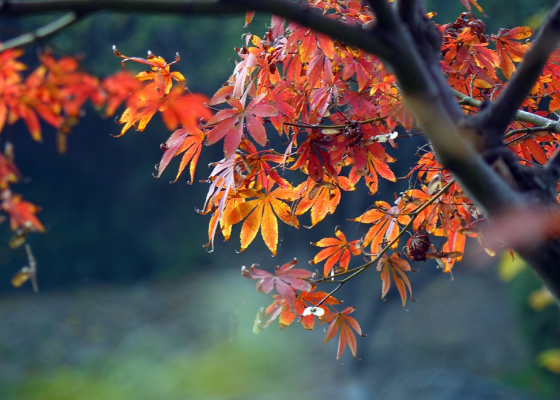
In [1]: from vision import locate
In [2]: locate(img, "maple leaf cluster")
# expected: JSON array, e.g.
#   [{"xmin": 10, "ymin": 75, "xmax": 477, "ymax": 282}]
[
  {"xmin": 183, "ymin": 2, "xmax": 560, "ymax": 359},
  {"xmin": 242, "ymin": 259, "xmax": 364, "ymax": 360},
  {"xmin": 0, "ymin": 47, "xmax": 145, "ymax": 245},
  {"xmin": 4, "ymin": 0, "xmax": 560, "ymax": 360}
]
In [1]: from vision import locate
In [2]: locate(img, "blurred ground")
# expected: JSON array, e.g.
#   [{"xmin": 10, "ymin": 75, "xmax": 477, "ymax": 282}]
[{"xmin": 0, "ymin": 261, "xmax": 543, "ymax": 400}]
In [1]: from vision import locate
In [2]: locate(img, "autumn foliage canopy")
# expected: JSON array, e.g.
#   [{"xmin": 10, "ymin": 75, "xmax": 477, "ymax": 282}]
[{"xmin": 2, "ymin": 0, "xmax": 560, "ymax": 360}]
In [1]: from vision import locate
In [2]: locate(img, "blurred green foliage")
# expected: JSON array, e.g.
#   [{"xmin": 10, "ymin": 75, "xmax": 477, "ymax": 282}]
[
  {"xmin": 0, "ymin": 273, "xmax": 339, "ymax": 400},
  {"xmin": 10, "ymin": 341, "xmax": 314, "ymax": 400},
  {"xmin": 502, "ymin": 263, "xmax": 560, "ymax": 397}
]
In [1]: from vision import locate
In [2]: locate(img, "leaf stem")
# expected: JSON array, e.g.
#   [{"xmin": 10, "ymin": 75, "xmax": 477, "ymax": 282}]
[{"xmin": 282, "ymin": 116, "xmax": 387, "ymax": 130}]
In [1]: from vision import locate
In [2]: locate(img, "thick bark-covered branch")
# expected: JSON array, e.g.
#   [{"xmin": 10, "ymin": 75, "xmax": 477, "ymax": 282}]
[
  {"xmin": 361, "ymin": 0, "xmax": 522, "ymax": 214},
  {"xmin": 366, "ymin": 0, "xmax": 399, "ymax": 30},
  {"xmin": 394, "ymin": 0, "xmax": 463, "ymax": 123},
  {"xmin": 475, "ymin": 0, "xmax": 560, "ymax": 138},
  {"xmin": 519, "ymin": 240, "xmax": 560, "ymax": 306},
  {"xmin": 0, "ymin": 0, "xmax": 397, "ymax": 60}
]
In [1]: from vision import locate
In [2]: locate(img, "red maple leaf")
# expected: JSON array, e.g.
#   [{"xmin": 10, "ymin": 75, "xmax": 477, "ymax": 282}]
[
  {"xmin": 156, "ymin": 127, "xmax": 204, "ymax": 184},
  {"xmin": 241, "ymin": 258, "xmax": 312, "ymax": 306},
  {"xmin": 205, "ymin": 93, "xmax": 277, "ymax": 158}
]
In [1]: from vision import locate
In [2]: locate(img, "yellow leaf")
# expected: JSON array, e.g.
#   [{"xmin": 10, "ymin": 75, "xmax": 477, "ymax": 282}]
[
  {"xmin": 261, "ymin": 203, "xmax": 278, "ymax": 256},
  {"xmin": 11, "ymin": 268, "xmax": 30, "ymax": 288},
  {"xmin": 240, "ymin": 203, "xmax": 264, "ymax": 252},
  {"xmin": 537, "ymin": 348, "xmax": 560, "ymax": 374},
  {"xmin": 528, "ymin": 286, "xmax": 555, "ymax": 311},
  {"xmin": 497, "ymin": 251, "xmax": 526, "ymax": 282}
]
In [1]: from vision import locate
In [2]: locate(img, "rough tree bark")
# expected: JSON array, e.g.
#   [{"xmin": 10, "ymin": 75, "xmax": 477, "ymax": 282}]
[{"xmin": 2, "ymin": 0, "xmax": 560, "ymax": 303}]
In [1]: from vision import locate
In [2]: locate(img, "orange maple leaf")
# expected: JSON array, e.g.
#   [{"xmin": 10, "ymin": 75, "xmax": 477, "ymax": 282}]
[
  {"xmin": 320, "ymin": 306, "xmax": 365, "ymax": 360},
  {"xmin": 492, "ymin": 27, "xmax": 532, "ymax": 80},
  {"xmin": 350, "ymin": 142, "xmax": 396, "ymax": 194},
  {"xmin": 113, "ymin": 47, "xmax": 185, "ymax": 94},
  {"xmin": 1, "ymin": 192, "xmax": 45, "ymax": 233},
  {"xmin": 265, "ymin": 289, "xmax": 341, "ymax": 330},
  {"xmin": 310, "ymin": 226, "xmax": 362, "ymax": 276},
  {"xmin": 224, "ymin": 178, "xmax": 298, "ymax": 256},
  {"xmin": 0, "ymin": 151, "xmax": 19, "ymax": 190},
  {"xmin": 439, "ymin": 218, "xmax": 467, "ymax": 272},
  {"xmin": 101, "ymin": 72, "xmax": 143, "ymax": 117},
  {"xmin": 351, "ymin": 201, "xmax": 410, "ymax": 254},
  {"xmin": 116, "ymin": 82, "xmax": 165, "ymax": 135},
  {"xmin": 459, "ymin": 0, "xmax": 484, "ymax": 14},
  {"xmin": 294, "ymin": 176, "xmax": 354, "ymax": 227},
  {"xmin": 0, "ymin": 48, "xmax": 26, "ymax": 84},
  {"xmin": 377, "ymin": 252, "xmax": 413, "ymax": 306},
  {"xmin": 117, "ymin": 84, "xmax": 209, "ymax": 136}
]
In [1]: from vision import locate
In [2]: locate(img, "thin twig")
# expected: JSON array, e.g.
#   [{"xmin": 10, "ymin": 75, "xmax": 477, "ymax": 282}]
[
  {"xmin": 25, "ymin": 244, "xmax": 38, "ymax": 293},
  {"xmin": 503, "ymin": 124, "xmax": 556, "ymax": 146},
  {"xmin": 283, "ymin": 116, "xmax": 387, "ymax": 130},
  {"xmin": 0, "ymin": 12, "xmax": 81, "ymax": 51}
]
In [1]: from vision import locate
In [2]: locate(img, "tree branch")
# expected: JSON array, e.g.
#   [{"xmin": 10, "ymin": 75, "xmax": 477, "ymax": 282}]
[
  {"xmin": 452, "ymin": 88, "xmax": 560, "ymax": 133},
  {"xmin": 312, "ymin": 179, "xmax": 456, "ymax": 306},
  {"xmin": 366, "ymin": 0, "xmax": 399, "ymax": 30},
  {"xmin": 0, "ymin": 0, "xmax": 399, "ymax": 60},
  {"xmin": 0, "ymin": 0, "xmax": 241, "ymax": 16},
  {"xmin": 0, "ymin": 12, "xmax": 81, "ymax": 51},
  {"xmin": 545, "ymin": 146, "xmax": 560, "ymax": 182},
  {"xmin": 475, "ymin": 0, "xmax": 560, "ymax": 138},
  {"xmin": 393, "ymin": 0, "xmax": 464, "ymax": 123},
  {"xmin": 358, "ymin": 0, "xmax": 523, "ymax": 215}
]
